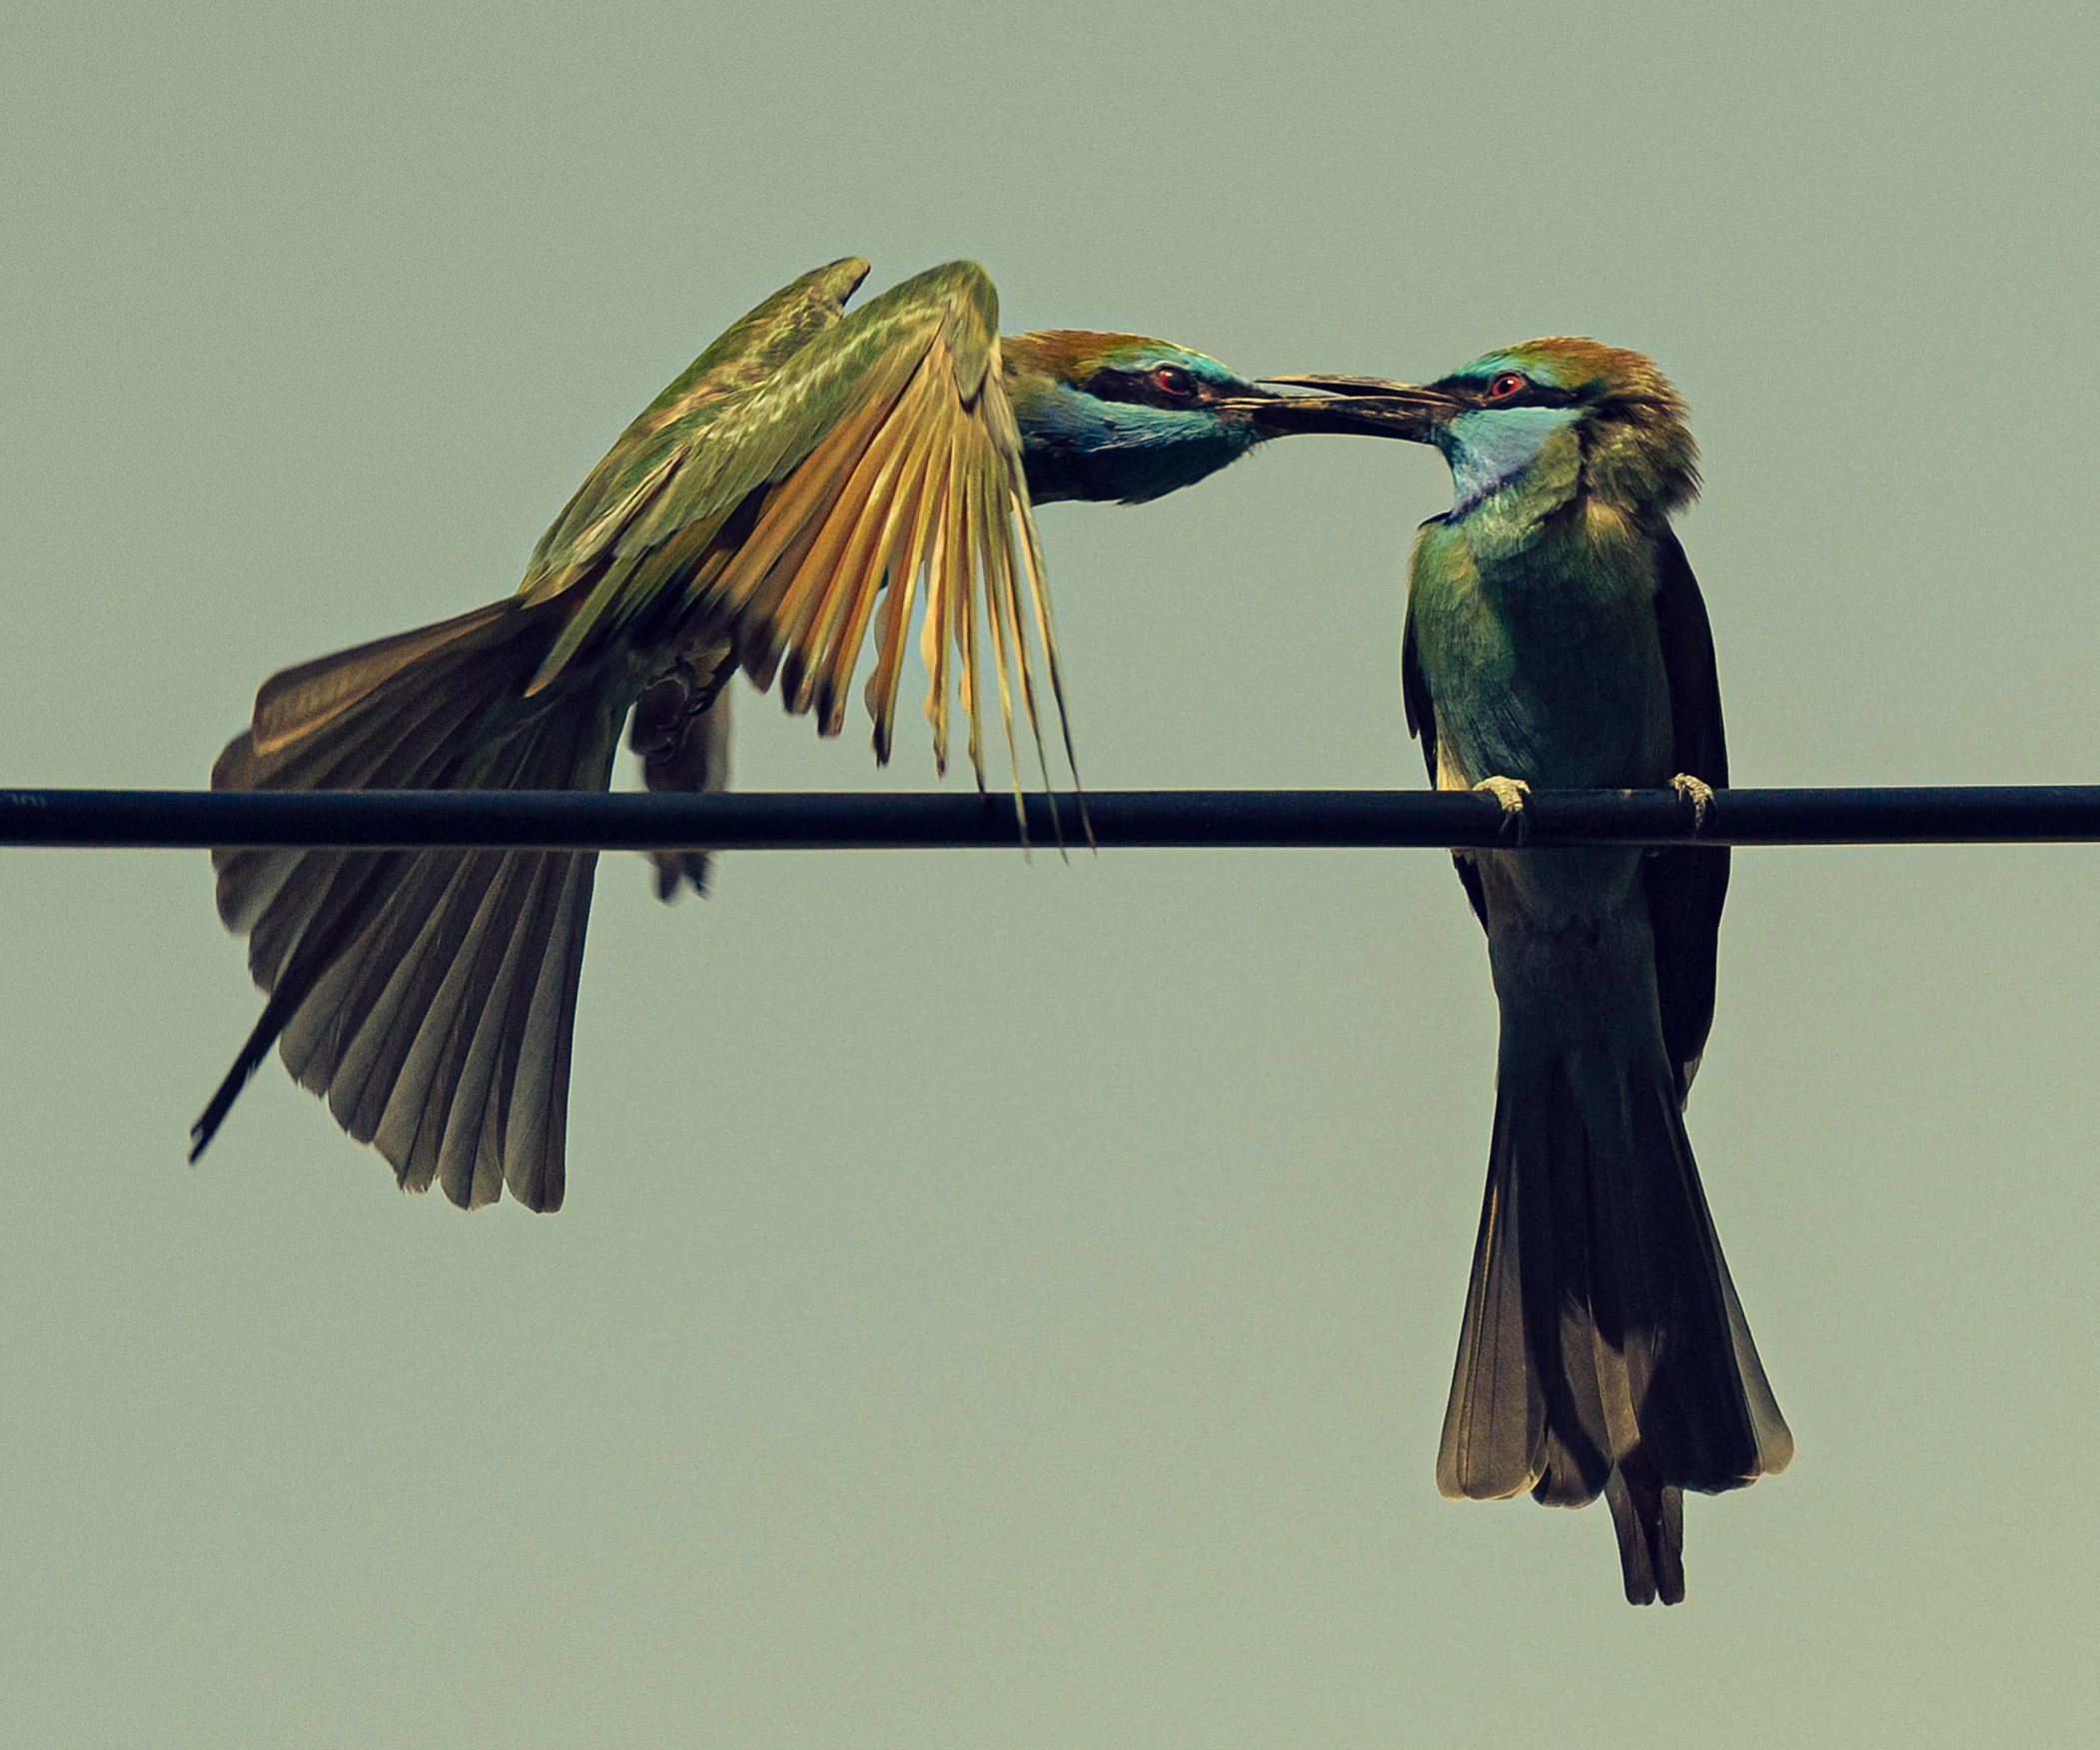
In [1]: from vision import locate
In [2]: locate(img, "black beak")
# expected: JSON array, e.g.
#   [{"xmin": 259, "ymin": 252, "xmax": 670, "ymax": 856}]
[{"xmin": 1252, "ymin": 374, "xmax": 1462, "ymax": 442}]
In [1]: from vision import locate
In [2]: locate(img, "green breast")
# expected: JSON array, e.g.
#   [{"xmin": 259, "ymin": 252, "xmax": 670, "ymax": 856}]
[{"xmin": 1409, "ymin": 504, "xmax": 1674, "ymax": 793}]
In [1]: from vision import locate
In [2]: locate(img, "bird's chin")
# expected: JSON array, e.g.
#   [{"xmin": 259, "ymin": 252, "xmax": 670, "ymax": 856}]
[{"xmin": 1021, "ymin": 432, "xmax": 1250, "ymax": 504}]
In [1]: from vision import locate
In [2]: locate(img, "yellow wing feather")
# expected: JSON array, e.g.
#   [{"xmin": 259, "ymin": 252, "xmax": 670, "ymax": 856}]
[
  {"xmin": 515, "ymin": 263, "xmax": 1073, "ymax": 799},
  {"xmin": 863, "ymin": 423, "xmax": 949, "ymax": 761},
  {"xmin": 672, "ymin": 301, "xmax": 1068, "ymax": 804}
]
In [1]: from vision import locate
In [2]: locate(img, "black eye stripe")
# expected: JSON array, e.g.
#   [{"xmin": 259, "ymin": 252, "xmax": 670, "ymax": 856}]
[
  {"xmin": 1084, "ymin": 365, "xmax": 1206, "ymax": 406},
  {"xmin": 1441, "ymin": 377, "xmax": 1583, "ymax": 411}
]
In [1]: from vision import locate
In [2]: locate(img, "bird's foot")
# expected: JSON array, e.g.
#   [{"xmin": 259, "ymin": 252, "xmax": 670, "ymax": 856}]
[
  {"xmin": 1474, "ymin": 775, "xmax": 1532, "ymax": 843},
  {"xmin": 1670, "ymin": 772, "xmax": 1715, "ymax": 832}
]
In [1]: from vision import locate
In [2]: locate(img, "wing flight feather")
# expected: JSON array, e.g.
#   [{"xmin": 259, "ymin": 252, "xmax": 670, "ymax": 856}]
[{"xmin": 519, "ymin": 261, "xmax": 1071, "ymax": 799}]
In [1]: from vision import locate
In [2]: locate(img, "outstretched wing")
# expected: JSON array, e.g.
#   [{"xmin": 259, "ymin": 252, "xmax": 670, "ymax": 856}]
[
  {"xmin": 1642, "ymin": 525, "xmax": 1730, "ymax": 1098},
  {"xmin": 520, "ymin": 259, "xmax": 1075, "ymax": 802}
]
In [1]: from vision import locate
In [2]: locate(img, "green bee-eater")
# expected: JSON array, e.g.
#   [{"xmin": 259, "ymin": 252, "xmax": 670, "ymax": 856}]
[
  {"xmin": 1286, "ymin": 341, "xmax": 1791, "ymax": 1604},
  {"xmin": 193, "ymin": 256, "xmax": 1407, "ymax": 1213}
]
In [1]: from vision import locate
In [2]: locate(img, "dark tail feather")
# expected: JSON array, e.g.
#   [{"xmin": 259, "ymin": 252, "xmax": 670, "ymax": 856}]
[
  {"xmin": 188, "ymin": 843, "xmax": 398, "ymax": 1164},
  {"xmin": 1606, "ymin": 1451, "xmax": 1684, "ymax": 1606},
  {"xmin": 195, "ymin": 598, "xmax": 623, "ymax": 1211},
  {"xmin": 1438, "ymin": 1041, "xmax": 1790, "ymax": 1604},
  {"xmin": 190, "ymin": 1006, "xmax": 293, "ymax": 1163}
]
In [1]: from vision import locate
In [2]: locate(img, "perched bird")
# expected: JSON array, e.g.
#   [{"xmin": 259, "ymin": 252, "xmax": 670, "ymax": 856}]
[
  {"xmin": 1281, "ymin": 341, "xmax": 1791, "ymax": 1603},
  {"xmin": 193, "ymin": 256, "xmax": 1406, "ymax": 1213}
]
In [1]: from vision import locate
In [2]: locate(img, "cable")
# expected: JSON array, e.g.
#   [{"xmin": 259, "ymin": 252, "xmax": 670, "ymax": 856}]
[{"xmin": 4, "ymin": 785, "xmax": 2099, "ymax": 850}]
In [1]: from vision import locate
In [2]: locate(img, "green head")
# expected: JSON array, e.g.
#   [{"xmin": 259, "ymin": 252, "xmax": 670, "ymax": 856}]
[
  {"xmin": 1002, "ymin": 330, "xmax": 1412, "ymax": 505},
  {"xmin": 1277, "ymin": 338, "xmax": 1699, "ymax": 522}
]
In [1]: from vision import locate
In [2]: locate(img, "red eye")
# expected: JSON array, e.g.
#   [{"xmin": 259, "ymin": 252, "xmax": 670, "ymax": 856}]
[
  {"xmin": 1153, "ymin": 365, "xmax": 1196, "ymax": 399},
  {"xmin": 1487, "ymin": 372, "xmax": 1529, "ymax": 402}
]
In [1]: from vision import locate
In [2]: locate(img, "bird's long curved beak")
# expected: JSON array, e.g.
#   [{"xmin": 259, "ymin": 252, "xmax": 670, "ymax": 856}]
[{"xmin": 1254, "ymin": 375, "xmax": 1462, "ymax": 442}]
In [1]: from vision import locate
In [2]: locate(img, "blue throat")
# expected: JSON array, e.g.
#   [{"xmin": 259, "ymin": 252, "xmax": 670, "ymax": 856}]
[
  {"xmin": 1439, "ymin": 406, "xmax": 1580, "ymax": 516},
  {"xmin": 1016, "ymin": 381, "xmax": 1256, "ymax": 504}
]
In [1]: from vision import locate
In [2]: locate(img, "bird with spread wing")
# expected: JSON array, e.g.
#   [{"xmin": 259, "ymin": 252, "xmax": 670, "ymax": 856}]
[{"xmin": 193, "ymin": 256, "xmax": 1410, "ymax": 1212}]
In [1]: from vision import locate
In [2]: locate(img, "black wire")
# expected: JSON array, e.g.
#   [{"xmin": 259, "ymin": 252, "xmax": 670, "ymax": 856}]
[{"xmin": 5, "ymin": 786, "xmax": 2100, "ymax": 850}]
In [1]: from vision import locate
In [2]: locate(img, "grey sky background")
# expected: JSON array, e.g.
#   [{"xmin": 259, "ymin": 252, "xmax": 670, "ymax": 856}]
[{"xmin": 4, "ymin": 2, "xmax": 2097, "ymax": 1743}]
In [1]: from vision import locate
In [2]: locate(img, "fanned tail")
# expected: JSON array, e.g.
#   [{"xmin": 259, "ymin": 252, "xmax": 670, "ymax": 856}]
[
  {"xmin": 194, "ymin": 597, "xmax": 624, "ymax": 1212},
  {"xmin": 1438, "ymin": 1002, "xmax": 1791, "ymax": 1604}
]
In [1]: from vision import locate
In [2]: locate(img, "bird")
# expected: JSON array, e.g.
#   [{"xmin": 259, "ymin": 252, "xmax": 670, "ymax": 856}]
[
  {"xmin": 1278, "ymin": 340, "xmax": 1791, "ymax": 1604},
  {"xmin": 192, "ymin": 255, "xmax": 1410, "ymax": 1214}
]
